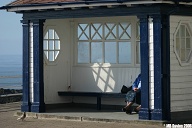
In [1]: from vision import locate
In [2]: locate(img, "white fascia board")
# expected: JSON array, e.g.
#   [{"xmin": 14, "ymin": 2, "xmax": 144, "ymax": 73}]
[
  {"xmin": 124, "ymin": 0, "xmax": 174, "ymax": 5},
  {"xmin": 6, "ymin": 0, "xmax": 190, "ymax": 12},
  {"xmin": 180, "ymin": 2, "xmax": 192, "ymax": 5},
  {"xmin": 7, "ymin": 3, "xmax": 120, "ymax": 12}
]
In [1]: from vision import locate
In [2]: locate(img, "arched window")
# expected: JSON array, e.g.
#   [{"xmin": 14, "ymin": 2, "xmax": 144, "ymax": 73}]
[{"xmin": 43, "ymin": 29, "xmax": 60, "ymax": 62}]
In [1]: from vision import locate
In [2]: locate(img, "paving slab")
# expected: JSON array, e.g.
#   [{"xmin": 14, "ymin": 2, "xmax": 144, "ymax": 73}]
[
  {"xmin": 13, "ymin": 102, "xmax": 165, "ymax": 126},
  {"xmin": 0, "ymin": 102, "xmax": 166, "ymax": 128}
]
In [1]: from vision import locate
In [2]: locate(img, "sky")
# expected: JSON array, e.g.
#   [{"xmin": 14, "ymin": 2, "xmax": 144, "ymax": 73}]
[{"xmin": 0, "ymin": 1, "xmax": 22, "ymax": 55}]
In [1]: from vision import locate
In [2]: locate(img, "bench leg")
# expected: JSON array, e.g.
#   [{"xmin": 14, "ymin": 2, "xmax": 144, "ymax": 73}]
[{"xmin": 97, "ymin": 97, "xmax": 101, "ymax": 110}]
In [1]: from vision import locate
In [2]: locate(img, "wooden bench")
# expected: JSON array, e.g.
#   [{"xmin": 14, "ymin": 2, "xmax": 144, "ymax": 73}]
[{"xmin": 58, "ymin": 91, "xmax": 126, "ymax": 110}]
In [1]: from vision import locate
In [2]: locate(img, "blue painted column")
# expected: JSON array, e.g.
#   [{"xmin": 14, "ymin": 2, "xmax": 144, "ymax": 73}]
[
  {"xmin": 31, "ymin": 19, "xmax": 45, "ymax": 113},
  {"xmin": 151, "ymin": 14, "xmax": 170, "ymax": 121},
  {"xmin": 21, "ymin": 20, "xmax": 31, "ymax": 112},
  {"xmin": 138, "ymin": 15, "xmax": 150, "ymax": 120}
]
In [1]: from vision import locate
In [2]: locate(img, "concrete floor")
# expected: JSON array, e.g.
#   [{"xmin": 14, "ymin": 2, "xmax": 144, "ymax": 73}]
[{"xmin": 0, "ymin": 102, "xmax": 165, "ymax": 126}]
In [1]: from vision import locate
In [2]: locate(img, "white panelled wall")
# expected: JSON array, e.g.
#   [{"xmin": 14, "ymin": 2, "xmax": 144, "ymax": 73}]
[
  {"xmin": 170, "ymin": 16, "xmax": 192, "ymax": 112},
  {"xmin": 29, "ymin": 22, "xmax": 34, "ymax": 103},
  {"xmin": 43, "ymin": 17, "xmax": 141, "ymax": 105}
]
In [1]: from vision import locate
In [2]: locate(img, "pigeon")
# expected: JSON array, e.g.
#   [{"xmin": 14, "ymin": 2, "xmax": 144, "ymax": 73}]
[{"xmin": 17, "ymin": 112, "xmax": 26, "ymax": 121}]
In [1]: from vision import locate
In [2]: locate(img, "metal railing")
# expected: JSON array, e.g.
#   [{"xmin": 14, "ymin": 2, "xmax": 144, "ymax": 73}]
[{"xmin": 0, "ymin": 93, "xmax": 22, "ymax": 104}]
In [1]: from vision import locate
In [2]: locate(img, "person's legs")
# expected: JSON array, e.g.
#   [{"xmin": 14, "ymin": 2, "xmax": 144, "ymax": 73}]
[
  {"xmin": 134, "ymin": 105, "xmax": 141, "ymax": 113},
  {"xmin": 122, "ymin": 102, "xmax": 134, "ymax": 114},
  {"xmin": 123, "ymin": 90, "xmax": 136, "ymax": 114}
]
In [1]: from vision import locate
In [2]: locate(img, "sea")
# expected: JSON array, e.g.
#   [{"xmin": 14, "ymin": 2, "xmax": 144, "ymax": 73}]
[{"xmin": 0, "ymin": 55, "xmax": 22, "ymax": 89}]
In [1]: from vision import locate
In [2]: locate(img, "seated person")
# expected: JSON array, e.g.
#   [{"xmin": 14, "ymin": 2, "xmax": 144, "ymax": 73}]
[{"xmin": 122, "ymin": 74, "xmax": 141, "ymax": 114}]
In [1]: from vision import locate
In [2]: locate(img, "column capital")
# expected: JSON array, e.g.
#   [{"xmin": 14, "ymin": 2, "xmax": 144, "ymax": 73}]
[
  {"xmin": 30, "ymin": 19, "xmax": 46, "ymax": 24},
  {"xmin": 21, "ymin": 20, "xmax": 29, "ymax": 24},
  {"xmin": 137, "ymin": 15, "xmax": 149, "ymax": 23}
]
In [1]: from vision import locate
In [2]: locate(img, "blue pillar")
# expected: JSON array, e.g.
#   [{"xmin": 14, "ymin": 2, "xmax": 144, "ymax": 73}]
[
  {"xmin": 31, "ymin": 19, "xmax": 45, "ymax": 113},
  {"xmin": 138, "ymin": 15, "xmax": 150, "ymax": 120},
  {"xmin": 21, "ymin": 20, "xmax": 31, "ymax": 112},
  {"xmin": 151, "ymin": 14, "xmax": 170, "ymax": 121}
]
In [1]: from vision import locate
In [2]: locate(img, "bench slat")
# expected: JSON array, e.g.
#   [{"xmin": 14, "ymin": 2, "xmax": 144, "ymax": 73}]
[
  {"xmin": 58, "ymin": 91, "xmax": 126, "ymax": 97},
  {"xmin": 58, "ymin": 91, "xmax": 102, "ymax": 97}
]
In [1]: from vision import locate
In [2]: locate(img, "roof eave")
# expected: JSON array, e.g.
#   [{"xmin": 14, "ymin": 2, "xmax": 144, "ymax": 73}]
[{"xmin": 1, "ymin": 0, "xmax": 191, "ymax": 12}]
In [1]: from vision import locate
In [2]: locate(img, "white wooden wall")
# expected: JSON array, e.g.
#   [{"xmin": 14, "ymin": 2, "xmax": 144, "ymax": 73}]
[
  {"xmin": 170, "ymin": 16, "xmax": 192, "ymax": 112},
  {"xmin": 43, "ymin": 17, "xmax": 141, "ymax": 105},
  {"xmin": 72, "ymin": 67, "xmax": 140, "ymax": 105},
  {"xmin": 43, "ymin": 19, "xmax": 72, "ymax": 104}
]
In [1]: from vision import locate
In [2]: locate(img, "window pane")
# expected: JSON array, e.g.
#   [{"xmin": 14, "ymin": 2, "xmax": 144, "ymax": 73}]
[
  {"xmin": 120, "ymin": 33, "xmax": 129, "ymax": 40},
  {"xmin": 119, "ymin": 42, "xmax": 131, "ymax": 64},
  {"xmin": 176, "ymin": 30, "xmax": 179, "ymax": 38},
  {"xmin": 44, "ymin": 51, "xmax": 48, "ymax": 59},
  {"xmin": 49, "ymin": 51, "xmax": 54, "ymax": 61},
  {"xmin": 180, "ymin": 25, "xmax": 185, "ymax": 37},
  {"xmin": 105, "ymin": 23, "xmax": 116, "ymax": 39},
  {"xmin": 186, "ymin": 29, "xmax": 190, "ymax": 37},
  {"xmin": 176, "ymin": 38, "xmax": 180, "ymax": 51},
  {"xmin": 78, "ymin": 42, "xmax": 90, "ymax": 63},
  {"xmin": 186, "ymin": 49, "xmax": 190, "ymax": 59},
  {"xmin": 136, "ymin": 41, "xmax": 140, "ymax": 64},
  {"xmin": 55, "ymin": 32, "xmax": 59, "ymax": 39},
  {"xmin": 55, "ymin": 40, "xmax": 60, "ymax": 50},
  {"xmin": 91, "ymin": 23, "xmax": 102, "ymax": 40},
  {"xmin": 186, "ymin": 38, "xmax": 191, "ymax": 48},
  {"xmin": 55, "ymin": 51, "xmax": 59, "ymax": 60},
  {"xmin": 105, "ymin": 42, "xmax": 116, "ymax": 63},
  {"xmin": 180, "ymin": 49, "xmax": 186, "ymax": 61},
  {"xmin": 49, "ymin": 40, "xmax": 54, "ymax": 50},
  {"xmin": 181, "ymin": 39, "xmax": 185, "ymax": 49},
  {"xmin": 136, "ymin": 22, "xmax": 140, "ymax": 40},
  {"xmin": 119, "ymin": 23, "xmax": 131, "ymax": 40},
  {"xmin": 49, "ymin": 29, "xmax": 54, "ymax": 39},
  {"xmin": 78, "ymin": 24, "xmax": 89, "ymax": 40},
  {"xmin": 44, "ymin": 40, "xmax": 48, "ymax": 50},
  {"xmin": 44, "ymin": 32, "xmax": 48, "ymax": 39},
  {"xmin": 91, "ymin": 42, "xmax": 103, "ymax": 63}
]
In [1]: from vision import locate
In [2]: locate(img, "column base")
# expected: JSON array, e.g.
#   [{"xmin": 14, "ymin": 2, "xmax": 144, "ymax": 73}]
[
  {"xmin": 139, "ymin": 108, "xmax": 151, "ymax": 120},
  {"xmin": 31, "ymin": 102, "xmax": 45, "ymax": 113},
  {"xmin": 151, "ymin": 109, "xmax": 163, "ymax": 120},
  {"xmin": 21, "ymin": 102, "xmax": 31, "ymax": 112}
]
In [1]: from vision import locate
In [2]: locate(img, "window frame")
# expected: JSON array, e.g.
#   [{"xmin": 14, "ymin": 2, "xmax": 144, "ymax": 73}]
[
  {"xmin": 75, "ymin": 17, "xmax": 140, "ymax": 68},
  {"xmin": 174, "ymin": 21, "xmax": 192, "ymax": 66},
  {"xmin": 135, "ymin": 20, "xmax": 141, "ymax": 66},
  {"xmin": 43, "ymin": 26, "xmax": 61, "ymax": 65}
]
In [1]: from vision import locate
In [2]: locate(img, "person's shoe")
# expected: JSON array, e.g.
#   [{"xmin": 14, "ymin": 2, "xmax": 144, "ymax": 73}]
[
  {"xmin": 134, "ymin": 108, "xmax": 139, "ymax": 113},
  {"xmin": 126, "ymin": 109, "xmax": 132, "ymax": 114},
  {"xmin": 122, "ymin": 107, "xmax": 126, "ymax": 112}
]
